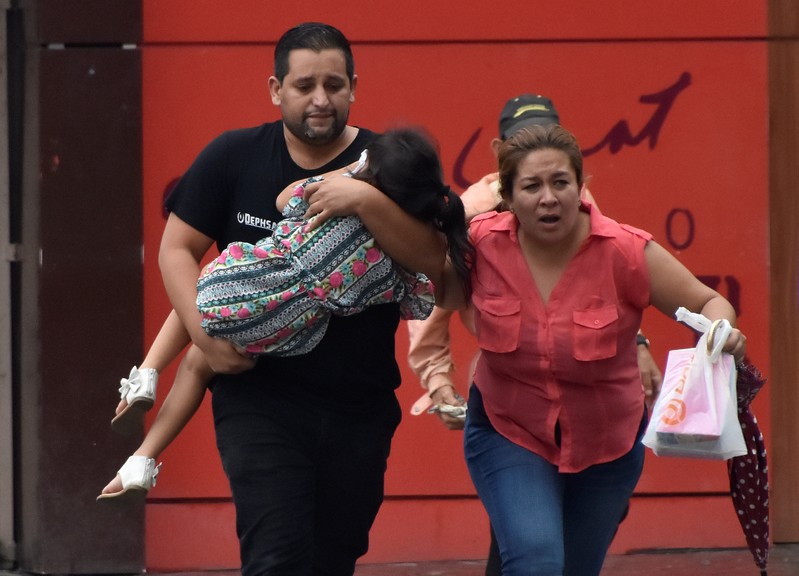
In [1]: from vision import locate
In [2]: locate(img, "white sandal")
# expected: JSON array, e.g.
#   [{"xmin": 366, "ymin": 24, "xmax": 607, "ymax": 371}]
[
  {"xmin": 111, "ymin": 366, "xmax": 157, "ymax": 436},
  {"xmin": 96, "ymin": 455, "xmax": 162, "ymax": 502}
]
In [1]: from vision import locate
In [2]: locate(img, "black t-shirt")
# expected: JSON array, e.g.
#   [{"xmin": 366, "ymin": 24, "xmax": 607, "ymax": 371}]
[{"xmin": 166, "ymin": 121, "xmax": 402, "ymax": 409}]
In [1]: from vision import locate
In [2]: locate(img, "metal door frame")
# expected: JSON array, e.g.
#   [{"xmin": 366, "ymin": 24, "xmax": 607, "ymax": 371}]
[{"xmin": 1, "ymin": 0, "xmax": 17, "ymax": 568}]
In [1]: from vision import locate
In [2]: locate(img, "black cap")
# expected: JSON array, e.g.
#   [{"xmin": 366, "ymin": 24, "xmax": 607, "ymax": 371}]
[{"xmin": 498, "ymin": 94, "xmax": 560, "ymax": 140}]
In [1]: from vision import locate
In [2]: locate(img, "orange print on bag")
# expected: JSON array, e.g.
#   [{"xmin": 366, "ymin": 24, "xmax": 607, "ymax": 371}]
[{"xmin": 659, "ymin": 351, "xmax": 694, "ymax": 427}]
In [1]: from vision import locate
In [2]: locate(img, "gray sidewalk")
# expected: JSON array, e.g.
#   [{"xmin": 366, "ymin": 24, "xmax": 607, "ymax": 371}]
[
  {"xmin": 3, "ymin": 545, "xmax": 797, "ymax": 575},
  {"xmin": 355, "ymin": 545, "xmax": 799, "ymax": 575},
  {"xmin": 139, "ymin": 544, "xmax": 799, "ymax": 576}
]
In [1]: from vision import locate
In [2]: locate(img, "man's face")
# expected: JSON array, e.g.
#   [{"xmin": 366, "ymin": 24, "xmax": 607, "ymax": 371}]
[{"xmin": 270, "ymin": 48, "xmax": 356, "ymax": 147}]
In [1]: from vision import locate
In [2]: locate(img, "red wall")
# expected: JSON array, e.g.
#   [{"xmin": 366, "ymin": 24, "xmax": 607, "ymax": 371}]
[{"xmin": 142, "ymin": 1, "xmax": 770, "ymax": 569}]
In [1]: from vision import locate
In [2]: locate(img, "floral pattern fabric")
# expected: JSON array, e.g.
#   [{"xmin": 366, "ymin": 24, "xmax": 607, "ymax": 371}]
[{"xmin": 196, "ymin": 179, "xmax": 435, "ymax": 356}]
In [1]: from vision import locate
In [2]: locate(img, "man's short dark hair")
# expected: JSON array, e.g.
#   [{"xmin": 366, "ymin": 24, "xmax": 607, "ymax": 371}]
[{"xmin": 274, "ymin": 22, "xmax": 354, "ymax": 83}]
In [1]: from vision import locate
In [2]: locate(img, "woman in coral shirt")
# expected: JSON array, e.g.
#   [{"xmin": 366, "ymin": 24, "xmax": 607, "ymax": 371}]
[{"xmin": 435, "ymin": 123, "xmax": 746, "ymax": 576}]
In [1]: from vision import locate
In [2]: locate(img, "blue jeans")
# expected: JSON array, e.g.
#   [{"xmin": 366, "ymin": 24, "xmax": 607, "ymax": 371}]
[{"xmin": 464, "ymin": 385, "xmax": 645, "ymax": 576}]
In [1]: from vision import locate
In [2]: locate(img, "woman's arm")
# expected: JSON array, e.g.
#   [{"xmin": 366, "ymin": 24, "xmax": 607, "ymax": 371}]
[{"xmin": 646, "ymin": 240, "xmax": 746, "ymax": 360}]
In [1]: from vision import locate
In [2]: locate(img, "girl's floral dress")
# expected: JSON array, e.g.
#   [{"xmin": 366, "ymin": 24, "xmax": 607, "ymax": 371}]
[{"xmin": 196, "ymin": 177, "xmax": 435, "ymax": 356}]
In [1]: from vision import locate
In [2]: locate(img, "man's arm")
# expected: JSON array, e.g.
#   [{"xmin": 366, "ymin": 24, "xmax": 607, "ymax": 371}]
[
  {"xmin": 300, "ymin": 177, "xmax": 447, "ymax": 284},
  {"xmin": 158, "ymin": 213, "xmax": 255, "ymax": 374}
]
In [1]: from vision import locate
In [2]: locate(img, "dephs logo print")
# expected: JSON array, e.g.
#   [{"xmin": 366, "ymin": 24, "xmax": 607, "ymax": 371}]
[{"xmin": 237, "ymin": 212, "xmax": 277, "ymax": 233}]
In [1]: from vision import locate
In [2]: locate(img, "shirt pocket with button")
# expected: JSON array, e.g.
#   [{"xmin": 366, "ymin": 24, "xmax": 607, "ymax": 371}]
[
  {"xmin": 474, "ymin": 295, "xmax": 522, "ymax": 354},
  {"xmin": 572, "ymin": 305, "xmax": 619, "ymax": 361}
]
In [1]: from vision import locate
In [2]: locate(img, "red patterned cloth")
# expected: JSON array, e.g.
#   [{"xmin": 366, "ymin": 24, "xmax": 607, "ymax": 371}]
[{"xmin": 727, "ymin": 361, "xmax": 769, "ymax": 575}]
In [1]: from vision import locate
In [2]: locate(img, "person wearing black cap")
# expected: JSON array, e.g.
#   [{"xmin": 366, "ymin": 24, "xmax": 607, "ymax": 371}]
[
  {"xmin": 500, "ymin": 93, "xmax": 561, "ymax": 136},
  {"xmin": 406, "ymin": 93, "xmax": 661, "ymax": 575}
]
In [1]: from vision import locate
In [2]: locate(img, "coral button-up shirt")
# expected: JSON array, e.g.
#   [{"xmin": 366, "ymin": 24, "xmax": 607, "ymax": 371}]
[{"xmin": 470, "ymin": 203, "xmax": 651, "ymax": 472}]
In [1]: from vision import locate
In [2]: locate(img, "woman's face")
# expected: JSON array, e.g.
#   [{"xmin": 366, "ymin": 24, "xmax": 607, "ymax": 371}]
[{"xmin": 508, "ymin": 148, "xmax": 582, "ymax": 247}]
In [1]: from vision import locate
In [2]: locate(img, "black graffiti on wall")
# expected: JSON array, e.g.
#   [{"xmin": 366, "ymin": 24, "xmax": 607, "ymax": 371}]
[
  {"xmin": 452, "ymin": 71, "xmax": 693, "ymax": 190},
  {"xmin": 162, "ymin": 72, "xmax": 694, "ymax": 213},
  {"xmin": 153, "ymin": 71, "xmax": 744, "ymax": 316},
  {"xmin": 449, "ymin": 72, "xmax": 745, "ymax": 317},
  {"xmin": 666, "ymin": 207, "xmax": 742, "ymax": 316}
]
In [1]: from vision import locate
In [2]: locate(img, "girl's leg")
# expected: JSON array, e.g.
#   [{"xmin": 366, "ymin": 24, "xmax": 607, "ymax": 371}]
[
  {"xmin": 136, "ymin": 344, "xmax": 212, "ymax": 457},
  {"xmin": 114, "ymin": 310, "xmax": 191, "ymax": 416},
  {"xmin": 143, "ymin": 310, "xmax": 193, "ymax": 371},
  {"xmin": 464, "ymin": 386, "xmax": 565, "ymax": 576},
  {"xmin": 101, "ymin": 344, "xmax": 212, "ymax": 495}
]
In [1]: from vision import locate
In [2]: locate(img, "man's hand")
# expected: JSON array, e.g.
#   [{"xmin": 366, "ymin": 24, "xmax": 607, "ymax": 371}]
[
  {"xmin": 197, "ymin": 334, "xmax": 256, "ymax": 375},
  {"xmin": 301, "ymin": 175, "xmax": 376, "ymax": 230}
]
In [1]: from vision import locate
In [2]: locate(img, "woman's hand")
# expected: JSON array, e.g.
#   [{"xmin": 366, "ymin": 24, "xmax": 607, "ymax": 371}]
[
  {"xmin": 722, "ymin": 327, "xmax": 747, "ymax": 364},
  {"xmin": 637, "ymin": 344, "xmax": 663, "ymax": 408}
]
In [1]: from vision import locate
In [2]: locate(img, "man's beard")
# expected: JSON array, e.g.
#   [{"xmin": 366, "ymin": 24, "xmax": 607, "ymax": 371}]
[{"xmin": 285, "ymin": 112, "xmax": 347, "ymax": 147}]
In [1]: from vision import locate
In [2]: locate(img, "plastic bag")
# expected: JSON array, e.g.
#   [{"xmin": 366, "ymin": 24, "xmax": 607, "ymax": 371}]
[{"xmin": 642, "ymin": 308, "xmax": 746, "ymax": 460}]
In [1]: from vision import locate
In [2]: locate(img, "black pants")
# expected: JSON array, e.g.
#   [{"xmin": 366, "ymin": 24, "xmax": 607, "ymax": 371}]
[
  {"xmin": 486, "ymin": 525, "xmax": 501, "ymax": 576},
  {"xmin": 213, "ymin": 383, "xmax": 401, "ymax": 575}
]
